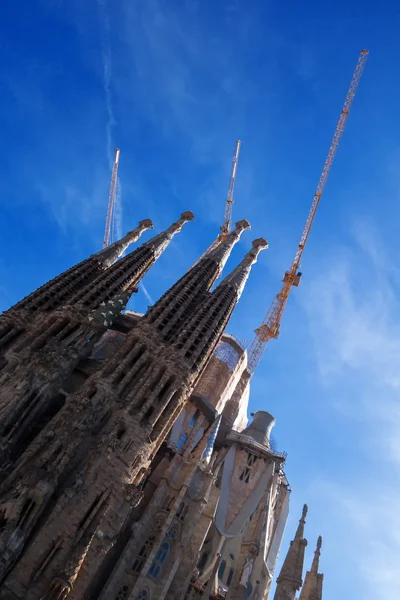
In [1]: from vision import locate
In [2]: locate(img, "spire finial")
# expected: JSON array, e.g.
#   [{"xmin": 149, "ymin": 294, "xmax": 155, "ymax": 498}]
[
  {"xmin": 294, "ymin": 503, "xmax": 308, "ymax": 540},
  {"xmin": 169, "ymin": 211, "xmax": 195, "ymax": 234},
  {"xmin": 196, "ymin": 218, "xmax": 251, "ymax": 278},
  {"xmin": 97, "ymin": 219, "xmax": 154, "ymax": 268},
  {"xmin": 220, "ymin": 237, "xmax": 268, "ymax": 298},
  {"xmin": 274, "ymin": 502, "xmax": 308, "ymax": 596},
  {"xmin": 144, "ymin": 211, "xmax": 194, "ymax": 259},
  {"xmin": 138, "ymin": 218, "xmax": 154, "ymax": 231},
  {"xmin": 310, "ymin": 535, "xmax": 322, "ymax": 573},
  {"xmin": 232, "ymin": 219, "xmax": 251, "ymax": 234}
]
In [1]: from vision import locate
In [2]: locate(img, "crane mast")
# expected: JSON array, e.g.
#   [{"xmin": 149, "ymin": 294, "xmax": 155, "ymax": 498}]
[
  {"xmin": 220, "ymin": 139, "xmax": 241, "ymax": 240},
  {"xmin": 103, "ymin": 148, "xmax": 120, "ymax": 248},
  {"xmin": 248, "ymin": 50, "xmax": 369, "ymax": 374},
  {"xmin": 193, "ymin": 140, "xmax": 241, "ymax": 265}
]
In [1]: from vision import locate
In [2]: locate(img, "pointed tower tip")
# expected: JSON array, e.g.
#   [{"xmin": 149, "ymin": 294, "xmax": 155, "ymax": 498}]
[
  {"xmin": 180, "ymin": 210, "xmax": 195, "ymax": 222},
  {"xmin": 252, "ymin": 237, "xmax": 268, "ymax": 251},
  {"xmin": 139, "ymin": 218, "xmax": 154, "ymax": 230},
  {"xmin": 235, "ymin": 219, "xmax": 251, "ymax": 232},
  {"xmin": 309, "ymin": 535, "xmax": 323, "ymax": 575},
  {"xmin": 166, "ymin": 211, "xmax": 195, "ymax": 236}
]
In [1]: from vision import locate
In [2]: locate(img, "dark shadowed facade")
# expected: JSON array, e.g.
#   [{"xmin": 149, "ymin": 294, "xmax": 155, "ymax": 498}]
[{"xmin": 0, "ymin": 214, "xmax": 323, "ymax": 600}]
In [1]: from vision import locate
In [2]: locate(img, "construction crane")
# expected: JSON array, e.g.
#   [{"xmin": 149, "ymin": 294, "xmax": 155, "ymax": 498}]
[
  {"xmin": 193, "ymin": 141, "xmax": 241, "ymax": 264},
  {"xmin": 247, "ymin": 49, "xmax": 369, "ymax": 374},
  {"xmin": 220, "ymin": 139, "xmax": 241, "ymax": 241},
  {"xmin": 103, "ymin": 148, "xmax": 120, "ymax": 248}
]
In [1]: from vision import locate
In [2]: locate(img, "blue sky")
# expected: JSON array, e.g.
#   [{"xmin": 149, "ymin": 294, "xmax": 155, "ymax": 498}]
[{"xmin": 1, "ymin": 0, "xmax": 400, "ymax": 598}]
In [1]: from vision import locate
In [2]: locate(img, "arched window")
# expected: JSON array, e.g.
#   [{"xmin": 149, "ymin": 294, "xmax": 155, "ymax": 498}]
[
  {"xmin": 218, "ymin": 560, "xmax": 226, "ymax": 580},
  {"xmin": 176, "ymin": 433, "xmax": 187, "ymax": 450},
  {"xmin": 132, "ymin": 535, "xmax": 156, "ymax": 573},
  {"xmin": 137, "ymin": 591, "xmax": 148, "ymax": 600},
  {"xmin": 227, "ymin": 568, "xmax": 234, "ymax": 586},
  {"xmin": 148, "ymin": 541, "xmax": 170, "ymax": 579}
]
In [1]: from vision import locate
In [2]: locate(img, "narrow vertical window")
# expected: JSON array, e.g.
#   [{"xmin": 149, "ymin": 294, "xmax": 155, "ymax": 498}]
[
  {"xmin": 227, "ymin": 568, "xmax": 234, "ymax": 586},
  {"xmin": 148, "ymin": 541, "xmax": 170, "ymax": 579},
  {"xmin": 176, "ymin": 433, "xmax": 187, "ymax": 450},
  {"xmin": 218, "ymin": 560, "xmax": 226, "ymax": 579}
]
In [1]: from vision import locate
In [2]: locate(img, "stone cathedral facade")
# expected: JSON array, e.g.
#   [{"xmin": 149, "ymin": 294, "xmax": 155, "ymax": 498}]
[{"xmin": 0, "ymin": 212, "xmax": 323, "ymax": 600}]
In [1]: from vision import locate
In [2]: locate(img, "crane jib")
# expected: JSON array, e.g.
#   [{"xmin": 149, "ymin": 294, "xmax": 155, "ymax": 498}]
[{"xmin": 247, "ymin": 50, "xmax": 369, "ymax": 374}]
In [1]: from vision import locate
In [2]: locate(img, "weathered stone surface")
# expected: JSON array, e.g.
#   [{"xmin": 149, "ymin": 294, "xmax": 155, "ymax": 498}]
[{"xmin": 0, "ymin": 223, "xmax": 311, "ymax": 600}]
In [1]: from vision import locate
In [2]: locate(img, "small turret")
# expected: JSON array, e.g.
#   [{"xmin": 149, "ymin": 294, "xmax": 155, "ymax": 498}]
[
  {"xmin": 241, "ymin": 411, "xmax": 275, "ymax": 448},
  {"xmin": 143, "ymin": 211, "xmax": 194, "ymax": 259},
  {"xmin": 273, "ymin": 504, "xmax": 308, "ymax": 600},
  {"xmin": 299, "ymin": 536, "xmax": 324, "ymax": 600},
  {"xmin": 97, "ymin": 218, "xmax": 154, "ymax": 268}
]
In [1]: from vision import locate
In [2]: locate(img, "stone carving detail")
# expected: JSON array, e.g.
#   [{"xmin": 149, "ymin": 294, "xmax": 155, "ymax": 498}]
[
  {"xmin": 125, "ymin": 484, "xmax": 144, "ymax": 507},
  {"xmin": 0, "ymin": 214, "xmax": 276, "ymax": 600},
  {"xmin": 240, "ymin": 558, "xmax": 254, "ymax": 587}
]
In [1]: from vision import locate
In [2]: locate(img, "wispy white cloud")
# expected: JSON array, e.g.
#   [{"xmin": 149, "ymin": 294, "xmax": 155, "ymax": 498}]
[
  {"xmin": 97, "ymin": 0, "xmax": 124, "ymax": 245},
  {"xmin": 97, "ymin": 0, "xmax": 115, "ymax": 167},
  {"xmin": 301, "ymin": 218, "xmax": 400, "ymax": 597},
  {"xmin": 139, "ymin": 282, "xmax": 154, "ymax": 306},
  {"xmin": 308, "ymin": 478, "xmax": 400, "ymax": 600}
]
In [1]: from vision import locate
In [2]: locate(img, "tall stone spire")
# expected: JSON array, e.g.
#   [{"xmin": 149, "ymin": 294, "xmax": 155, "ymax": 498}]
[
  {"xmin": 142, "ymin": 211, "xmax": 194, "ymax": 259},
  {"xmin": 0, "ymin": 214, "xmax": 275, "ymax": 598},
  {"xmin": 66, "ymin": 212, "xmax": 194, "ymax": 310},
  {"xmin": 96, "ymin": 218, "xmax": 153, "ymax": 268},
  {"xmin": 145, "ymin": 219, "xmax": 250, "ymax": 343},
  {"xmin": 220, "ymin": 237, "xmax": 268, "ymax": 298},
  {"xmin": 311, "ymin": 536, "xmax": 322, "ymax": 573},
  {"xmin": 173, "ymin": 238, "xmax": 268, "ymax": 376},
  {"xmin": 3, "ymin": 219, "xmax": 153, "ymax": 317},
  {"xmin": 299, "ymin": 536, "xmax": 324, "ymax": 600},
  {"xmin": 273, "ymin": 504, "xmax": 308, "ymax": 600},
  {"xmin": 202, "ymin": 219, "xmax": 251, "ymax": 279}
]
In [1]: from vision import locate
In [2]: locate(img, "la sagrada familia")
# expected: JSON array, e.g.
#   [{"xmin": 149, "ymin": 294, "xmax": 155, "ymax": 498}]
[{"xmin": 0, "ymin": 213, "xmax": 323, "ymax": 600}]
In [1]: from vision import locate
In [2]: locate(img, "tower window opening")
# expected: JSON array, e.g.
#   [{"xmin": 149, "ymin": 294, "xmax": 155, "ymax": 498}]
[
  {"xmin": 176, "ymin": 502, "xmax": 189, "ymax": 522},
  {"xmin": 240, "ymin": 452, "xmax": 257, "ymax": 483},
  {"xmin": 167, "ymin": 527, "xmax": 177, "ymax": 539},
  {"xmin": 148, "ymin": 541, "xmax": 170, "ymax": 579},
  {"xmin": 239, "ymin": 467, "xmax": 251, "ymax": 483},
  {"xmin": 141, "ymin": 406, "xmax": 154, "ymax": 423},
  {"xmin": 198, "ymin": 551, "xmax": 209, "ymax": 572},
  {"xmin": 227, "ymin": 568, "xmax": 234, "ymax": 586},
  {"xmin": 163, "ymin": 495, "xmax": 172, "ymax": 511},
  {"xmin": 0, "ymin": 509, "xmax": 7, "ymax": 533},
  {"xmin": 17, "ymin": 498, "xmax": 35, "ymax": 528},
  {"xmin": 247, "ymin": 453, "xmax": 257, "ymax": 466},
  {"xmin": 218, "ymin": 560, "xmax": 226, "ymax": 580},
  {"xmin": 189, "ymin": 410, "xmax": 200, "ymax": 427},
  {"xmin": 132, "ymin": 534, "xmax": 156, "ymax": 573},
  {"xmin": 176, "ymin": 433, "xmax": 187, "ymax": 451},
  {"xmin": 116, "ymin": 423, "xmax": 126, "ymax": 440},
  {"xmin": 115, "ymin": 585, "xmax": 129, "ymax": 600}
]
